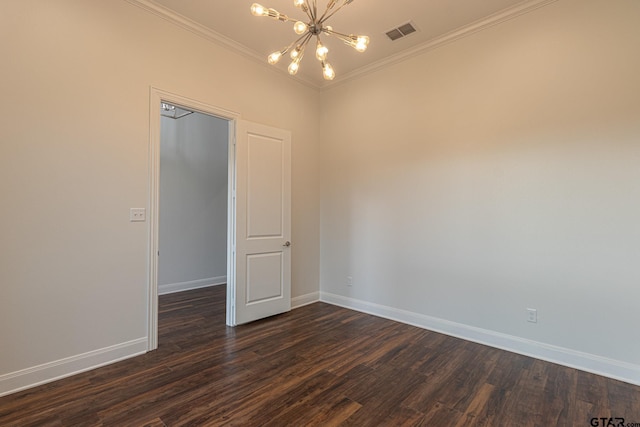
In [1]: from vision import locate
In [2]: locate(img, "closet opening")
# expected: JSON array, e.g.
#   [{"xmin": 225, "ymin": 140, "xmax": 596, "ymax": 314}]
[{"xmin": 147, "ymin": 89, "xmax": 239, "ymax": 351}]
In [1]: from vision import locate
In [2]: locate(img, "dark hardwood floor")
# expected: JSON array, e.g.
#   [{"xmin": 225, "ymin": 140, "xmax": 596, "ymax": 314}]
[{"xmin": 1, "ymin": 286, "xmax": 639, "ymax": 426}]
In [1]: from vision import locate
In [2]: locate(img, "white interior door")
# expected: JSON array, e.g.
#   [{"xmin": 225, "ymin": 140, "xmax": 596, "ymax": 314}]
[{"xmin": 233, "ymin": 121, "xmax": 291, "ymax": 325}]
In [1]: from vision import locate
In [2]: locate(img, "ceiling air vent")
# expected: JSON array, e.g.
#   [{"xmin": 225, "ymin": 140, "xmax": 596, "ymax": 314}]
[{"xmin": 385, "ymin": 22, "xmax": 417, "ymax": 41}]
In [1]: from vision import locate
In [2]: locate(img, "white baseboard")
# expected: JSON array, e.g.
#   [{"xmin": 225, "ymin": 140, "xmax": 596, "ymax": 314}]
[
  {"xmin": 320, "ymin": 292, "xmax": 640, "ymax": 386},
  {"xmin": 158, "ymin": 276, "xmax": 226, "ymax": 295},
  {"xmin": 291, "ymin": 292, "xmax": 320, "ymax": 309},
  {"xmin": 0, "ymin": 338, "xmax": 148, "ymax": 398}
]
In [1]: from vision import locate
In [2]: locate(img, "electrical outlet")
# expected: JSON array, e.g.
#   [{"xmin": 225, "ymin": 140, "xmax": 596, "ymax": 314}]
[
  {"xmin": 347, "ymin": 276, "xmax": 353, "ymax": 287},
  {"xmin": 130, "ymin": 208, "xmax": 146, "ymax": 222},
  {"xmin": 526, "ymin": 308, "xmax": 537, "ymax": 323}
]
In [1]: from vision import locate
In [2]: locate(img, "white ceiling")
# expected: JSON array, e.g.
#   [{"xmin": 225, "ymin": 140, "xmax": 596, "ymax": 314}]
[{"xmin": 133, "ymin": 0, "xmax": 556, "ymax": 88}]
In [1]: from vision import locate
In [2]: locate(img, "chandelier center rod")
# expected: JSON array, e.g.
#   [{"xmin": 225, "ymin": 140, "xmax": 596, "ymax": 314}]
[{"xmin": 309, "ymin": 22, "xmax": 323, "ymax": 35}]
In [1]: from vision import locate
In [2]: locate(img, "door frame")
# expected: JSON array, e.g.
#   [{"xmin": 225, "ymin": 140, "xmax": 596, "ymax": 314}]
[{"xmin": 147, "ymin": 87, "xmax": 239, "ymax": 351}]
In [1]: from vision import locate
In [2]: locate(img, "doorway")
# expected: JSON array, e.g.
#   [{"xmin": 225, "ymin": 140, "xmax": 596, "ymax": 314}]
[
  {"xmin": 148, "ymin": 88, "xmax": 239, "ymax": 351},
  {"xmin": 148, "ymin": 88, "xmax": 293, "ymax": 351},
  {"xmin": 158, "ymin": 104, "xmax": 228, "ymax": 297}
]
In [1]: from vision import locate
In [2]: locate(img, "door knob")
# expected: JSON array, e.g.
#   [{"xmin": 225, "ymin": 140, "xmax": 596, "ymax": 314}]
[{"xmin": 283, "ymin": 241, "xmax": 291, "ymax": 247}]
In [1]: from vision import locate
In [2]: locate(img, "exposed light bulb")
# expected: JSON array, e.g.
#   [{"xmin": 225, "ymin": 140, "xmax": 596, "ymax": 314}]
[
  {"xmin": 268, "ymin": 51, "xmax": 283, "ymax": 65},
  {"xmin": 315, "ymin": 40, "xmax": 328, "ymax": 61},
  {"xmin": 322, "ymin": 62, "xmax": 335, "ymax": 80},
  {"xmin": 290, "ymin": 46, "xmax": 301, "ymax": 59},
  {"xmin": 250, "ymin": 3, "xmax": 268, "ymax": 16},
  {"xmin": 288, "ymin": 58, "xmax": 301, "ymax": 75},
  {"xmin": 295, "ymin": 0, "xmax": 309, "ymax": 13},
  {"xmin": 293, "ymin": 21, "xmax": 308, "ymax": 35},
  {"xmin": 354, "ymin": 35, "xmax": 369, "ymax": 52}
]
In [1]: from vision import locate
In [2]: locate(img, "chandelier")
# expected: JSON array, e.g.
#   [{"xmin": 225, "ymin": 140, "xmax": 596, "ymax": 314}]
[{"xmin": 250, "ymin": 1, "xmax": 369, "ymax": 80}]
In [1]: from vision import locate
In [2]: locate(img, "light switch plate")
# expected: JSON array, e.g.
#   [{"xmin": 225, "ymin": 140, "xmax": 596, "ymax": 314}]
[{"xmin": 130, "ymin": 208, "xmax": 146, "ymax": 222}]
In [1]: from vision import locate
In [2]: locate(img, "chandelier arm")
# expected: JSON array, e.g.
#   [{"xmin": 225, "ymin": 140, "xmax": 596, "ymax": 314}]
[
  {"xmin": 305, "ymin": 0, "xmax": 315, "ymax": 21},
  {"xmin": 292, "ymin": 32, "xmax": 313, "ymax": 51},
  {"xmin": 301, "ymin": 2, "xmax": 314, "ymax": 20},
  {"xmin": 306, "ymin": 32, "xmax": 314, "ymax": 43},
  {"xmin": 262, "ymin": 8, "xmax": 294, "ymax": 22},
  {"xmin": 279, "ymin": 31, "xmax": 312, "ymax": 59},
  {"xmin": 276, "ymin": 14, "xmax": 300, "ymax": 23},
  {"xmin": 299, "ymin": 32, "xmax": 314, "ymax": 50},
  {"xmin": 323, "ymin": 27, "xmax": 353, "ymax": 40},
  {"xmin": 319, "ymin": 2, "xmax": 351, "ymax": 24},
  {"xmin": 317, "ymin": 11, "xmax": 330, "ymax": 23},
  {"xmin": 318, "ymin": 0, "xmax": 338, "ymax": 22},
  {"xmin": 289, "ymin": 33, "xmax": 312, "ymax": 59}
]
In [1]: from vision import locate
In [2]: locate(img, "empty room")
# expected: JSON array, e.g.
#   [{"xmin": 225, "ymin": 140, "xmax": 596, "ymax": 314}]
[{"xmin": 1, "ymin": 0, "xmax": 639, "ymax": 425}]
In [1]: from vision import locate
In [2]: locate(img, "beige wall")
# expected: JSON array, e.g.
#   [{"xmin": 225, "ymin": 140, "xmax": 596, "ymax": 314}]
[
  {"xmin": 320, "ymin": 0, "xmax": 640, "ymax": 372},
  {"xmin": 0, "ymin": 0, "xmax": 320, "ymax": 382}
]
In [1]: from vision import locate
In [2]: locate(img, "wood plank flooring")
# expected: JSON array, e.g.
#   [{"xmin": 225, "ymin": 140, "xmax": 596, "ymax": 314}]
[{"xmin": 1, "ymin": 286, "xmax": 639, "ymax": 426}]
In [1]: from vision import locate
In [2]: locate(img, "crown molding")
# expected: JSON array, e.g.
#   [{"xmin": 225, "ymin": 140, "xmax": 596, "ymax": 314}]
[
  {"xmin": 325, "ymin": 0, "xmax": 559, "ymax": 89},
  {"xmin": 126, "ymin": 0, "xmax": 558, "ymax": 92},
  {"xmin": 124, "ymin": 0, "xmax": 322, "ymax": 90}
]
